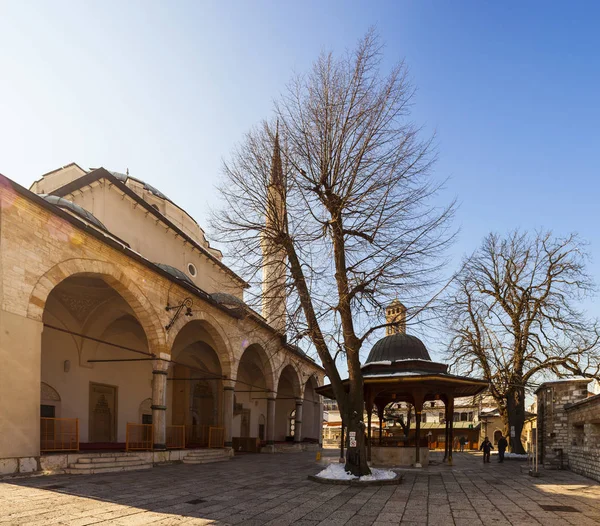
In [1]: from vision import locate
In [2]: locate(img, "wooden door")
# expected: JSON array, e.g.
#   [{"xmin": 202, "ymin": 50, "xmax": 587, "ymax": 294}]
[{"xmin": 89, "ymin": 383, "xmax": 117, "ymax": 442}]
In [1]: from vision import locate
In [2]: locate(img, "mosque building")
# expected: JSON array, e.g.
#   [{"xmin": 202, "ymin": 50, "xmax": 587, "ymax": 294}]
[{"xmin": 0, "ymin": 139, "xmax": 323, "ymax": 475}]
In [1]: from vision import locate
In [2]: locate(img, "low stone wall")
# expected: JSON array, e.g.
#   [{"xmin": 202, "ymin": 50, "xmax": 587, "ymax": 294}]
[
  {"xmin": 370, "ymin": 446, "xmax": 429, "ymax": 467},
  {"xmin": 0, "ymin": 448, "xmax": 234, "ymax": 477},
  {"xmin": 568, "ymin": 446, "xmax": 600, "ymax": 482}
]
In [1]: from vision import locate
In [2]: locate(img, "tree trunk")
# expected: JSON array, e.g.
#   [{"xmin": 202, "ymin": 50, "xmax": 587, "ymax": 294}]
[
  {"xmin": 344, "ymin": 379, "xmax": 370, "ymax": 476},
  {"xmin": 506, "ymin": 386, "xmax": 526, "ymax": 454}
]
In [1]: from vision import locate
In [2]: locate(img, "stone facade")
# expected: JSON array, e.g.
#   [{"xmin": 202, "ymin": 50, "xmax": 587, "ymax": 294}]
[
  {"xmin": 536, "ymin": 378, "xmax": 600, "ymax": 478},
  {"xmin": 564, "ymin": 392, "xmax": 600, "ymax": 481},
  {"xmin": 0, "ymin": 165, "xmax": 324, "ymax": 472}
]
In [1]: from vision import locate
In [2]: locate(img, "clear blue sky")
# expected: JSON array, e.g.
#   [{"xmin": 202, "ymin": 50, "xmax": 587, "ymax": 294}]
[{"xmin": 2, "ymin": 1, "xmax": 600, "ymax": 347}]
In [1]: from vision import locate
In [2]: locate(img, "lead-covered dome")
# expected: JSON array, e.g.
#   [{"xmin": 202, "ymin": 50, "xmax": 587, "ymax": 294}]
[
  {"xmin": 40, "ymin": 194, "xmax": 107, "ymax": 231},
  {"xmin": 365, "ymin": 333, "xmax": 431, "ymax": 363}
]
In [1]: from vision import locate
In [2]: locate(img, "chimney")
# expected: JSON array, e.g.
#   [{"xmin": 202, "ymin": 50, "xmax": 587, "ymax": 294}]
[{"xmin": 385, "ymin": 300, "xmax": 406, "ymax": 335}]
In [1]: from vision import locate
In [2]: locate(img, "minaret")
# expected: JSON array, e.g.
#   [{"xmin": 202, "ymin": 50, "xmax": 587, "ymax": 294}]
[
  {"xmin": 385, "ymin": 300, "xmax": 406, "ymax": 335},
  {"xmin": 261, "ymin": 126, "xmax": 287, "ymax": 334}
]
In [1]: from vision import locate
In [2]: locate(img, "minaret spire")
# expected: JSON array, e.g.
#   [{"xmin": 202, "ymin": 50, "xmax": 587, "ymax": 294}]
[
  {"xmin": 261, "ymin": 123, "xmax": 287, "ymax": 334},
  {"xmin": 270, "ymin": 120, "xmax": 284, "ymax": 188}
]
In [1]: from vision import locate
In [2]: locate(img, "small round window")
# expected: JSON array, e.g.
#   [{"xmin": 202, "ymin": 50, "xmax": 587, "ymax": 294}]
[{"xmin": 187, "ymin": 263, "xmax": 197, "ymax": 277}]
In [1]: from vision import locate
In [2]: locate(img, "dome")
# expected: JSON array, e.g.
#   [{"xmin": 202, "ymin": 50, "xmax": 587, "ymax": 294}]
[
  {"xmin": 154, "ymin": 263, "xmax": 195, "ymax": 287},
  {"xmin": 40, "ymin": 194, "xmax": 107, "ymax": 231},
  {"xmin": 211, "ymin": 292, "xmax": 246, "ymax": 309},
  {"xmin": 110, "ymin": 171, "xmax": 171, "ymax": 202},
  {"xmin": 365, "ymin": 333, "xmax": 431, "ymax": 363}
]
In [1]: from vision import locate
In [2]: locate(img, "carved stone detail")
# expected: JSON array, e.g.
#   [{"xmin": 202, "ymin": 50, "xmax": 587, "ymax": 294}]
[
  {"xmin": 41, "ymin": 382, "xmax": 61, "ymax": 401},
  {"xmin": 56, "ymin": 291, "xmax": 103, "ymax": 322}
]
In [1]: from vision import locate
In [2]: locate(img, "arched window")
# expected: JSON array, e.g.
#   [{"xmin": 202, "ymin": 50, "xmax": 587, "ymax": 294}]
[{"xmin": 289, "ymin": 409, "xmax": 296, "ymax": 437}]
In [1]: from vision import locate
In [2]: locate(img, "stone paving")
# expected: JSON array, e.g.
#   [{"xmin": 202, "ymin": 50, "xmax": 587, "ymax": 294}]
[{"xmin": 1, "ymin": 450, "xmax": 600, "ymax": 525}]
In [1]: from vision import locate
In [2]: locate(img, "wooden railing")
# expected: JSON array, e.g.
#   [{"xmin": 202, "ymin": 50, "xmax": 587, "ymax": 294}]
[
  {"xmin": 166, "ymin": 425, "xmax": 186, "ymax": 449},
  {"xmin": 187, "ymin": 424, "xmax": 211, "ymax": 447},
  {"xmin": 40, "ymin": 418, "xmax": 79, "ymax": 452},
  {"xmin": 126, "ymin": 423, "xmax": 153, "ymax": 451},
  {"xmin": 208, "ymin": 427, "xmax": 225, "ymax": 448}
]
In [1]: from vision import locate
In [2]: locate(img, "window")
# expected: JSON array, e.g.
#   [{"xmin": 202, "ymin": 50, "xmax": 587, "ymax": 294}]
[
  {"xmin": 439, "ymin": 412, "xmax": 445, "ymax": 423},
  {"xmin": 41, "ymin": 405, "xmax": 55, "ymax": 418},
  {"xmin": 187, "ymin": 263, "xmax": 197, "ymax": 277},
  {"xmin": 461, "ymin": 413, "xmax": 468, "ymax": 422},
  {"xmin": 421, "ymin": 413, "xmax": 427, "ymax": 423},
  {"xmin": 142, "ymin": 414, "xmax": 153, "ymax": 425},
  {"xmin": 289, "ymin": 409, "xmax": 296, "ymax": 437}
]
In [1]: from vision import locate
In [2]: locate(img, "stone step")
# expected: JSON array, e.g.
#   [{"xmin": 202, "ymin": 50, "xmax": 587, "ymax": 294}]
[
  {"xmin": 68, "ymin": 459, "xmax": 149, "ymax": 470},
  {"xmin": 65, "ymin": 464, "xmax": 152, "ymax": 475},
  {"xmin": 185, "ymin": 450, "xmax": 228, "ymax": 456},
  {"xmin": 182, "ymin": 457, "xmax": 229, "ymax": 465},
  {"xmin": 77, "ymin": 456, "xmax": 143, "ymax": 464},
  {"xmin": 184, "ymin": 453, "xmax": 229, "ymax": 458},
  {"xmin": 184, "ymin": 455, "xmax": 226, "ymax": 460}
]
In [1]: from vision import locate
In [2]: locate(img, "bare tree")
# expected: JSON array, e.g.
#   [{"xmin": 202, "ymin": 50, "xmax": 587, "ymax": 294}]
[
  {"xmin": 213, "ymin": 31, "xmax": 454, "ymax": 475},
  {"xmin": 446, "ymin": 230, "xmax": 600, "ymax": 453}
]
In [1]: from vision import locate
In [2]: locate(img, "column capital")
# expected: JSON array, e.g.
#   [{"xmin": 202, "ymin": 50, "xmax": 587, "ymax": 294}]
[{"xmin": 152, "ymin": 355, "xmax": 171, "ymax": 373}]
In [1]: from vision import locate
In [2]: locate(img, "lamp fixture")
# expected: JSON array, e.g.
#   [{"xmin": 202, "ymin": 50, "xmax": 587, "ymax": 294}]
[{"xmin": 165, "ymin": 297, "xmax": 193, "ymax": 331}]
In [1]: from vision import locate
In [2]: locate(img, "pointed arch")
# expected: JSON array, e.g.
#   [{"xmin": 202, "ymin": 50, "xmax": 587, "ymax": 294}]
[
  {"xmin": 169, "ymin": 315, "xmax": 234, "ymax": 379},
  {"xmin": 27, "ymin": 258, "xmax": 165, "ymax": 353}
]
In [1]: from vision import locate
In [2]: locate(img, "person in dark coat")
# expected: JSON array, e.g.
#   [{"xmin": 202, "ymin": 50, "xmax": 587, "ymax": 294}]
[
  {"xmin": 459, "ymin": 436, "xmax": 467, "ymax": 452},
  {"xmin": 480, "ymin": 436, "xmax": 493, "ymax": 463},
  {"xmin": 497, "ymin": 434, "xmax": 508, "ymax": 463}
]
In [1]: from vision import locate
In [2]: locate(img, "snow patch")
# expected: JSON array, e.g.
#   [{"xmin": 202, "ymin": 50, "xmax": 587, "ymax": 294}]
[
  {"xmin": 315, "ymin": 463, "xmax": 396, "ymax": 481},
  {"xmin": 362, "ymin": 360, "xmax": 392, "ymax": 366},
  {"xmin": 490, "ymin": 452, "xmax": 529, "ymax": 459}
]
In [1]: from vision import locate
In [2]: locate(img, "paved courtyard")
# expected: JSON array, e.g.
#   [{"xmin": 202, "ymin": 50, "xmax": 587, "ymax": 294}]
[{"xmin": 1, "ymin": 451, "xmax": 600, "ymax": 525}]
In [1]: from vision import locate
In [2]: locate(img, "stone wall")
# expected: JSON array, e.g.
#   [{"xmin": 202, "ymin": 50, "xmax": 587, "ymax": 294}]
[
  {"xmin": 536, "ymin": 379, "xmax": 590, "ymax": 469},
  {"xmin": 565, "ymin": 393, "xmax": 600, "ymax": 481}
]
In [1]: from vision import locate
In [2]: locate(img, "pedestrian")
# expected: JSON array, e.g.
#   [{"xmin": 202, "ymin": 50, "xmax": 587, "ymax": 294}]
[
  {"xmin": 480, "ymin": 436, "xmax": 493, "ymax": 463},
  {"xmin": 497, "ymin": 434, "xmax": 508, "ymax": 463},
  {"xmin": 459, "ymin": 436, "xmax": 466, "ymax": 452}
]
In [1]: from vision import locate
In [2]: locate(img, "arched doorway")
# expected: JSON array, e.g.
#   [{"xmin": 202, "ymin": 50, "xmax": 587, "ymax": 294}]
[
  {"xmin": 170, "ymin": 320, "xmax": 225, "ymax": 447},
  {"xmin": 275, "ymin": 365, "xmax": 301, "ymax": 442},
  {"xmin": 302, "ymin": 376, "xmax": 320, "ymax": 442},
  {"xmin": 233, "ymin": 344, "xmax": 273, "ymax": 451},
  {"xmin": 41, "ymin": 274, "xmax": 152, "ymax": 447}
]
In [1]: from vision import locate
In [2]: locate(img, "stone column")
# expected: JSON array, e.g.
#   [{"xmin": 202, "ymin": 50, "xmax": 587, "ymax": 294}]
[
  {"xmin": 151, "ymin": 354, "xmax": 170, "ymax": 450},
  {"xmin": 413, "ymin": 395, "xmax": 424, "ymax": 468},
  {"xmin": 448, "ymin": 397, "xmax": 455, "ymax": 465},
  {"xmin": 366, "ymin": 401, "xmax": 372, "ymax": 462},
  {"xmin": 294, "ymin": 399, "xmax": 303, "ymax": 443},
  {"xmin": 414, "ymin": 414, "xmax": 422, "ymax": 467},
  {"xmin": 443, "ymin": 401, "xmax": 450, "ymax": 462},
  {"xmin": 266, "ymin": 395, "xmax": 276, "ymax": 452},
  {"xmin": 317, "ymin": 397, "xmax": 324, "ymax": 447},
  {"xmin": 223, "ymin": 383, "xmax": 235, "ymax": 448}
]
